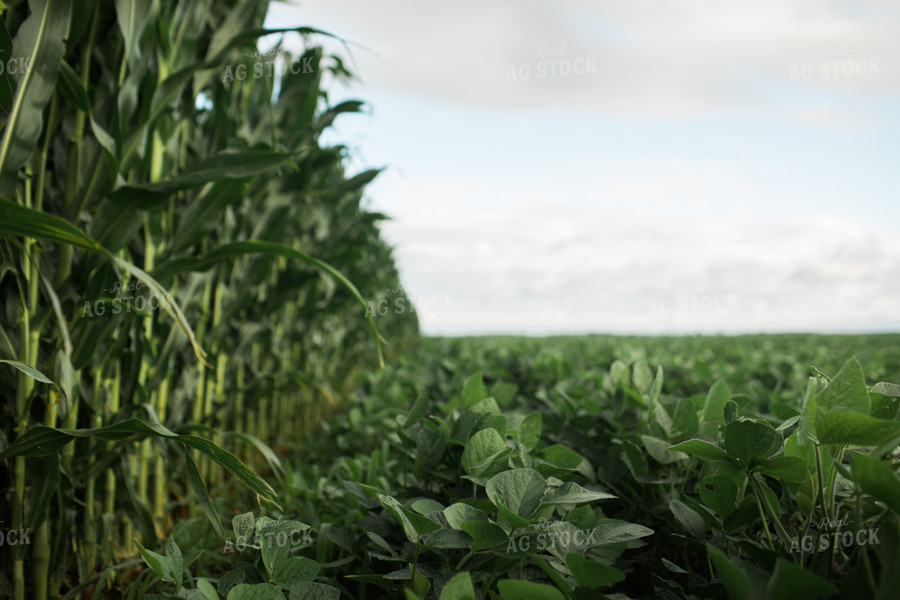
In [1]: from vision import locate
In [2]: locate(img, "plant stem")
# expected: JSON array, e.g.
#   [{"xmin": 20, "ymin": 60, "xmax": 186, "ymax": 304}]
[
  {"xmin": 856, "ymin": 492, "xmax": 877, "ymax": 595},
  {"xmin": 750, "ymin": 478, "xmax": 775, "ymax": 551},
  {"xmin": 105, "ymin": 363, "xmax": 122, "ymax": 545},
  {"xmin": 153, "ymin": 374, "xmax": 170, "ymax": 531},
  {"xmin": 10, "ymin": 174, "xmax": 38, "ymax": 600},
  {"xmin": 33, "ymin": 398, "xmax": 59, "ymax": 600},
  {"xmin": 814, "ymin": 443, "xmax": 830, "ymax": 521},
  {"xmin": 235, "ymin": 366, "xmax": 245, "ymax": 461},
  {"xmin": 84, "ymin": 370, "xmax": 102, "ymax": 575}
]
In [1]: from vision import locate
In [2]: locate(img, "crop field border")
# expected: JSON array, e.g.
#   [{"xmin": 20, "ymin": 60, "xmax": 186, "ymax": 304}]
[{"xmin": 0, "ymin": 0, "xmax": 898, "ymax": 598}]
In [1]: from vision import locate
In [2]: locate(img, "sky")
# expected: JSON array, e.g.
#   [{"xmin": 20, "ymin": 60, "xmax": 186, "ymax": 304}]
[{"xmin": 263, "ymin": 0, "xmax": 900, "ymax": 336}]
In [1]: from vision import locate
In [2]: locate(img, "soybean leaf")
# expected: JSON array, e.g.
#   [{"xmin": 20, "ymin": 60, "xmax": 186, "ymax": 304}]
[
  {"xmin": 490, "ymin": 381, "xmax": 518, "ymax": 406},
  {"xmin": 438, "ymin": 571, "xmax": 475, "ymax": 600},
  {"xmin": 566, "ymin": 553, "xmax": 625, "ymax": 588},
  {"xmin": 621, "ymin": 439, "xmax": 649, "ymax": 478},
  {"xmin": 403, "ymin": 386, "xmax": 429, "ymax": 429},
  {"xmin": 197, "ymin": 579, "xmax": 219, "ymax": 600},
  {"xmin": 226, "ymin": 583, "xmax": 285, "ymax": 600},
  {"xmin": 271, "ymin": 557, "xmax": 319, "ymax": 590},
  {"xmin": 724, "ymin": 400, "xmax": 739, "ymax": 424},
  {"xmin": 410, "ymin": 499, "xmax": 445, "ymax": 515},
  {"xmin": 816, "ymin": 357, "xmax": 870, "ymax": 419},
  {"xmin": 817, "ymin": 411, "xmax": 900, "ymax": 447},
  {"xmin": 517, "ymin": 411, "xmax": 542, "ymax": 451},
  {"xmin": 496, "ymin": 580, "xmax": 565, "ymax": 600},
  {"xmin": 459, "ymin": 520, "xmax": 507, "ymax": 551},
  {"xmin": 649, "ymin": 365, "xmax": 664, "ymax": 408},
  {"xmin": 133, "ymin": 539, "xmax": 175, "ymax": 583},
  {"xmin": 541, "ymin": 482, "xmax": 616, "ymax": 506},
  {"xmin": 444, "ymin": 503, "xmax": 488, "ymax": 529},
  {"xmin": 871, "ymin": 382, "xmax": 900, "ymax": 397},
  {"xmin": 232, "ymin": 513, "xmax": 256, "ymax": 549},
  {"xmin": 767, "ymin": 559, "xmax": 837, "ymax": 600},
  {"xmin": 750, "ymin": 456, "xmax": 808, "ymax": 482},
  {"xmin": 702, "ymin": 379, "xmax": 731, "ymax": 422},
  {"xmin": 496, "ymin": 504, "xmax": 531, "ymax": 532},
  {"xmin": 288, "ymin": 582, "xmax": 340, "ymax": 600},
  {"xmin": 633, "ymin": 361, "xmax": 653, "ymax": 393},
  {"xmin": 531, "ymin": 555, "xmax": 573, "ymax": 597},
  {"xmin": 288, "ymin": 581, "xmax": 341, "ymax": 600},
  {"xmin": 700, "ymin": 474, "xmax": 739, "ymax": 516},
  {"xmin": 707, "ymin": 543, "xmax": 749, "ymax": 600},
  {"xmin": 798, "ymin": 376, "xmax": 819, "ymax": 443},
  {"xmin": 643, "ymin": 434, "xmax": 688, "ymax": 464},
  {"xmin": 672, "ymin": 397, "xmax": 700, "ymax": 439},
  {"xmin": 419, "ymin": 528, "xmax": 473, "ymax": 549},
  {"xmin": 468, "ymin": 397, "xmax": 500, "ymax": 417},
  {"xmin": 461, "ymin": 372, "xmax": 485, "ymax": 408},
  {"xmin": 485, "ymin": 469, "xmax": 548, "ymax": 519},
  {"xmin": 166, "ymin": 537, "xmax": 184, "ymax": 589},
  {"xmin": 592, "ymin": 521, "xmax": 654, "ymax": 545},
  {"xmin": 416, "ymin": 425, "xmax": 446, "ymax": 471},
  {"xmin": 541, "ymin": 444, "xmax": 584, "ymax": 469},
  {"xmin": 724, "ymin": 420, "xmax": 781, "ymax": 467},
  {"xmin": 670, "ymin": 500, "xmax": 705, "ymax": 539},
  {"xmin": 461, "ymin": 428, "xmax": 511, "ymax": 478},
  {"xmin": 850, "ymin": 453, "xmax": 900, "ymax": 515},
  {"xmin": 378, "ymin": 494, "xmax": 440, "ymax": 543},
  {"xmin": 668, "ymin": 439, "xmax": 731, "ymax": 462}
]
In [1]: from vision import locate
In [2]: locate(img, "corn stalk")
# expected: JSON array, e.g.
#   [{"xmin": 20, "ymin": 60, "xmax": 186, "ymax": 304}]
[{"xmin": 0, "ymin": 0, "xmax": 415, "ymax": 596}]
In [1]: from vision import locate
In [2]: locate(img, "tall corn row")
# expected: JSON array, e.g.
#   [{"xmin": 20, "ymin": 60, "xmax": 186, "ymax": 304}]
[{"xmin": 0, "ymin": 1, "xmax": 417, "ymax": 598}]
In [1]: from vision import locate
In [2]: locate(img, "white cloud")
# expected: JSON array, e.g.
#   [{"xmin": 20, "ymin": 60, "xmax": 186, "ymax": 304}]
[
  {"xmin": 266, "ymin": 2, "xmax": 900, "ymax": 335},
  {"xmin": 380, "ymin": 176, "xmax": 900, "ymax": 335},
  {"xmin": 273, "ymin": 0, "xmax": 900, "ymax": 119}
]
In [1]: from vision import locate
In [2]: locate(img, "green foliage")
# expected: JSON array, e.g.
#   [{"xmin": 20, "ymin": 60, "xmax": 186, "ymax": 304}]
[
  {"xmin": 134, "ymin": 519, "xmax": 340, "ymax": 599},
  {"xmin": 0, "ymin": 1, "xmax": 415, "ymax": 598},
  {"xmin": 2, "ymin": 4, "xmax": 898, "ymax": 600},
  {"xmin": 284, "ymin": 335, "xmax": 899, "ymax": 598}
]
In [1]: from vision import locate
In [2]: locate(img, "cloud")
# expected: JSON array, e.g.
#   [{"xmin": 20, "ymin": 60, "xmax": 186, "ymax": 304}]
[
  {"xmin": 379, "ymin": 176, "xmax": 900, "ymax": 335},
  {"xmin": 274, "ymin": 0, "xmax": 900, "ymax": 119},
  {"xmin": 267, "ymin": 2, "xmax": 900, "ymax": 336}
]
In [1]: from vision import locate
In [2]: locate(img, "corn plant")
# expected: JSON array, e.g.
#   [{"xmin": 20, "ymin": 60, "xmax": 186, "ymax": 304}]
[{"xmin": 0, "ymin": 1, "xmax": 414, "ymax": 598}]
